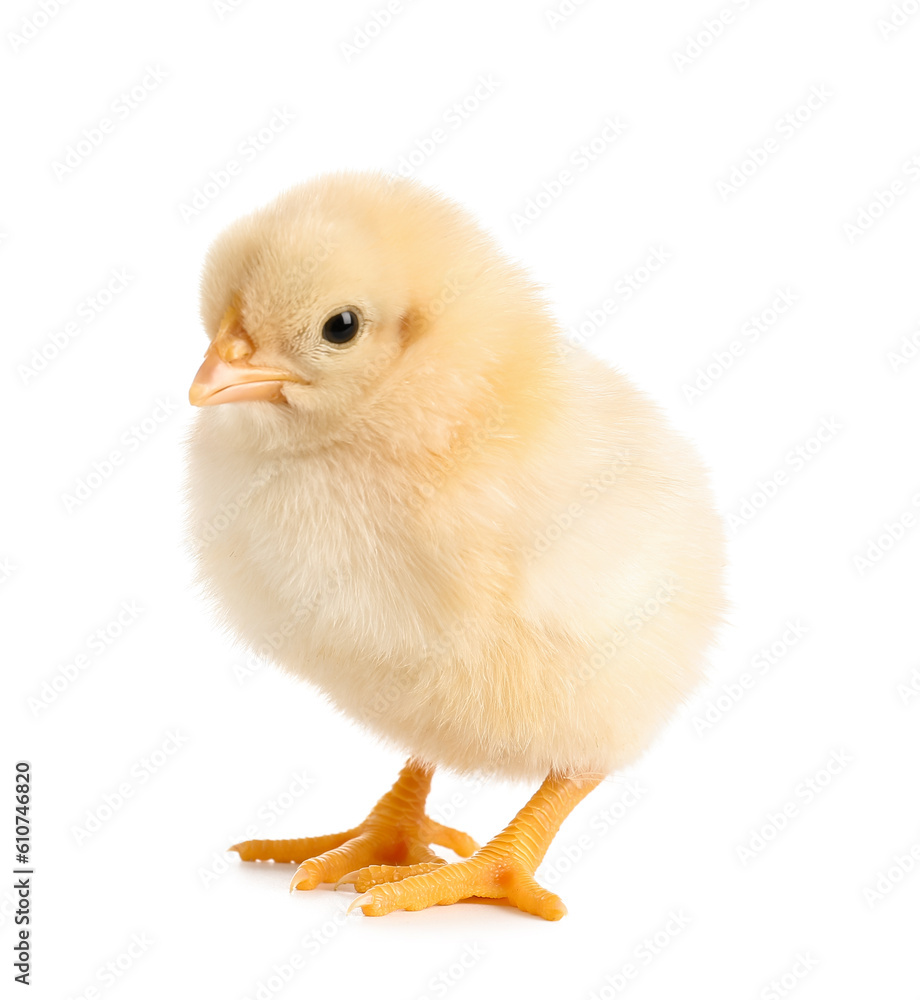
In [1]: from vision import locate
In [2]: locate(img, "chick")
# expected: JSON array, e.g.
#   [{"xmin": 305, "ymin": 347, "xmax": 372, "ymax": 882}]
[{"xmin": 186, "ymin": 173, "xmax": 725, "ymax": 920}]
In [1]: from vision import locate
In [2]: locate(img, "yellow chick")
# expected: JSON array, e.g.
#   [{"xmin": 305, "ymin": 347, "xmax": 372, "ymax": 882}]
[{"xmin": 186, "ymin": 172, "xmax": 725, "ymax": 920}]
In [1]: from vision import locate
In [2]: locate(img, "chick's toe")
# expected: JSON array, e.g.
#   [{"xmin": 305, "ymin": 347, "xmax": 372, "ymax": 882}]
[
  {"xmin": 229, "ymin": 830, "xmax": 357, "ymax": 864},
  {"xmin": 336, "ymin": 862, "xmax": 446, "ymax": 891}
]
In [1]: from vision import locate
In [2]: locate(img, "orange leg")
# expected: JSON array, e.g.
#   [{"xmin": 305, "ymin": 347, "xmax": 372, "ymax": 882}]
[
  {"xmin": 229, "ymin": 760, "xmax": 478, "ymax": 891},
  {"xmin": 345, "ymin": 771, "xmax": 602, "ymax": 920}
]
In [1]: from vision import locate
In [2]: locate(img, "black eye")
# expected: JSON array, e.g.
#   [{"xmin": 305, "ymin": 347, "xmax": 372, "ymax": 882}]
[{"xmin": 322, "ymin": 310, "xmax": 360, "ymax": 344}]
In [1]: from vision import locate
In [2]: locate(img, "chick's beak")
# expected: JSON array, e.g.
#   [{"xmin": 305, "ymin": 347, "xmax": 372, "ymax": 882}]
[{"xmin": 189, "ymin": 302, "xmax": 301, "ymax": 406}]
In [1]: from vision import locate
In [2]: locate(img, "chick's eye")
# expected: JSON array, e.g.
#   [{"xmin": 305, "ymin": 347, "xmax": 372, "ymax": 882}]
[{"xmin": 322, "ymin": 310, "xmax": 360, "ymax": 344}]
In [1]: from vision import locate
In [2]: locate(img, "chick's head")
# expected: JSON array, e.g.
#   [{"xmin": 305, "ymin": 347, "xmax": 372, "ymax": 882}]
[
  {"xmin": 192, "ymin": 189, "xmax": 421, "ymax": 444},
  {"xmin": 190, "ymin": 173, "xmax": 549, "ymax": 456}
]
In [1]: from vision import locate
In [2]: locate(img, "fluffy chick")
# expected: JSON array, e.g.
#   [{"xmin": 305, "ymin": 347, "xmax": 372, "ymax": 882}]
[{"xmin": 186, "ymin": 172, "xmax": 725, "ymax": 919}]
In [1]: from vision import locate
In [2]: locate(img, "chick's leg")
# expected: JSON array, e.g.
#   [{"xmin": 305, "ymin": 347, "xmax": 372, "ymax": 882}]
[
  {"xmin": 348, "ymin": 771, "xmax": 601, "ymax": 920},
  {"xmin": 229, "ymin": 760, "xmax": 478, "ymax": 892}
]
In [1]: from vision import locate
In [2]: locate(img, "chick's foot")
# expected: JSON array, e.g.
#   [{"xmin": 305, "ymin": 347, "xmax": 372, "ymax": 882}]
[
  {"xmin": 346, "ymin": 771, "xmax": 601, "ymax": 921},
  {"xmin": 228, "ymin": 760, "xmax": 478, "ymax": 892}
]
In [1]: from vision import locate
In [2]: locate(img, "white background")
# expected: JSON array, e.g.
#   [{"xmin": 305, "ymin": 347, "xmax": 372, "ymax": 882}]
[{"xmin": 4, "ymin": 0, "xmax": 920, "ymax": 997}]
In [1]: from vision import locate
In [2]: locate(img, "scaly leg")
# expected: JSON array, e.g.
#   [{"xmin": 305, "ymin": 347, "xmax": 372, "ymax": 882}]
[
  {"xmin": 343, "ymin": 770, "xmax": 602, "ymax": 920},
  {"xmin": 229, "ymin": 760, "xmax": 478, "ymax": 891}
]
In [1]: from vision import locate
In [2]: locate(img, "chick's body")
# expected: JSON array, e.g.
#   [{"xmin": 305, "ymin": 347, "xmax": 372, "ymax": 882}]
[{"xmin": 187, "ymin": 173, "xmax": 725, "ymax": 917}]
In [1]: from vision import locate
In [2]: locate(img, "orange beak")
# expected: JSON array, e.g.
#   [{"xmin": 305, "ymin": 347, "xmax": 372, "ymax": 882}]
[{"xmin": 189, "ymin": 300, "xmax": 302, "ymax": 406}]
